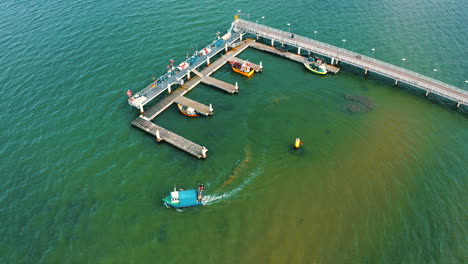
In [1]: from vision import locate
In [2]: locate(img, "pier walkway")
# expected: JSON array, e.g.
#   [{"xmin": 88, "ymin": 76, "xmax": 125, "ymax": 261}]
[
  {"xmin": 141, "ymin": 39, "xmax": 252, "ymax": 120},
  {"xmin": 132, "ymin": 117, "xmax": 207, "ymax": 158},
  {"xmin": 249, "ymin": 41, "xmax": 339, "ymax": 74},
  {"xmin": 234, "ymin": 19, "xmax": 467, "ymax": 106},
  {"xmin": 129, "ymin": 18, "xmax": 466, "ymax": 159}
]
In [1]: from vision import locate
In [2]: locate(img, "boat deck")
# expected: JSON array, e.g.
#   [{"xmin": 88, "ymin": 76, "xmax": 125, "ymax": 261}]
[{"xmin": 229, "ymin": 57, "xmax": 263, "ymax": 72}]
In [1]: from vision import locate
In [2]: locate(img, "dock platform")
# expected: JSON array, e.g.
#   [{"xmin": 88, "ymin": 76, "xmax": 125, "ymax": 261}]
[
  {"xmin": 132, "ymin": 117, "xmax": 207, "ymax": 158},
  {"xmin": 249, "ymin": 41, "xmax": 340, "ymax": 74},
  {"xmin": 201, "ymin": 76, "xmax": 238, "ymax": 93},
  {"xmin": 175, "ymin": 96, "xmax": 213, "ymax": 116}
]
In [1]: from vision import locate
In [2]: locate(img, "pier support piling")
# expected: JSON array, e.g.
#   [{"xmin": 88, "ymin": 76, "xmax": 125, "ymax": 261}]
[
  {"xmin": 331, "ymin": 57, "xmax": 335, "ymax": 65},
  {"xmin": 457, "ymin": 101, "xmax": 461, "ymax": 108},
  {"xmin": 207, "ymin": 56, "xmax": 210, "ymax": 66},
  {"xmin": 187, "ymin": 70, "xmax": 191, "ymax": 80},
  {"xmin": 139, "ymin": 103, "xmax": 144, "ymax": 114},
  {"xmin": 297, "ymin": 47, "xmax": 301, "ymax": 55},
  {"xmin": 425, "ymin": 91, "xmax": 430, "ymax": 97},
  {"xmin": 235, "ymin": 82, "xmax": 238, "ymax": 92},
  {"xmin": 394, "ymin": 79, "xmax": 399, "ymax": 86},
  {"xmin": 224, "ymin": 43, "xmax": 228, "ymax": 52},
  {"xmin": 364, "ymin": 68, "xmax": 369, "ymax": 76},
  {"xmin": 271, "ymin": 39, "xmax": 274, "ymax": 46},
  {"xmin": 209, "ymin": 104, "xmax": 213, "ymax": 114},
  {"xmin": 167, "ymin": 85, "xmax": 172, "ymax": 94}
]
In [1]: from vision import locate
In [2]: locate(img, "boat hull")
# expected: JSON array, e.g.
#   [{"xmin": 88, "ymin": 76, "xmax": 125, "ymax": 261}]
[
  {"xmin": 304, "ymin": 63, "xmax": 327, "ymax": 75},
  {"xmin": 162, "ymin": 189, "xmax": 203, "ymax": 209},
  {"xmin": 231, "ymin": 66, "xmax": 255, "ymax": 77},
  {"xmin": 177, "ymin": 104, "xmax": 197, "ymax": 117}
]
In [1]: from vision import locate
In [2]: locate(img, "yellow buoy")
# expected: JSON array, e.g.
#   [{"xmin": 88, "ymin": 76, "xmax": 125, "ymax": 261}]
[{"xmin": 294, "ymin": 138, "xmax": 301, "ymax": 149}]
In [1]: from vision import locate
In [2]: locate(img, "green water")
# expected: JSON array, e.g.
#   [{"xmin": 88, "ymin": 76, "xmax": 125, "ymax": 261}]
[{"xmin": 1, "ymin": 0, "xmax": 467, "ymax": 263}]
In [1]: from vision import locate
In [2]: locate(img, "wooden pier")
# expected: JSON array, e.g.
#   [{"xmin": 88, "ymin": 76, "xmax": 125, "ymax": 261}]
[
  {"xmin": 201, "ymin": 76, "xmax": 238, "ymax": 93},
  {"xmin": 234, "ymin": 19, "xmax": 468, "ymax": 106},
  {"xmin": 128, "ymin": 18, "xmax": 467, "ymax": 159},
  {"xmin": 249, "ymin": 41, "xmax": 339, "ymax": 74},
  {"xmin": 132, "ymin": 117, "xmax": 207, "ymax": 158}
]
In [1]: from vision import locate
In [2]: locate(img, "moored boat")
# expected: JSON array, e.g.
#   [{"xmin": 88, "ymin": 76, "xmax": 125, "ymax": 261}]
[
  {"xmin": 303, "ymin": 57, "xmax": 328, "ymax": 75},
  {"xmin": 229, "ymin": 61, "xmax": 255, "ymax": 77},
  {"xmin": 177, "ymin": 103, "xmax": 197, "ymax": 117},
  {"xmin": 163, "ymin": 184, "xmax": 205, "ymax": 209}
]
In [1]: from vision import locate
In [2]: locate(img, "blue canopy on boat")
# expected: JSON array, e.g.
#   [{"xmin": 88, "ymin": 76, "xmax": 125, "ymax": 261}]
[{"xmin": 178, "ymin": 190, "xmax": 200, "ymax": 207}]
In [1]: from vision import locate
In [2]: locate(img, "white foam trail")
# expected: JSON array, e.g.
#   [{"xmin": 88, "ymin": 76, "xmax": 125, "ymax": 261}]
[{"xmin": 202, "ymin": 160, "xmax": 265, "ymax": 206}]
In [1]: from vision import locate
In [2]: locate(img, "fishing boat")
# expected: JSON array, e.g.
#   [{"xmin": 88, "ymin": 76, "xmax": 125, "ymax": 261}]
[
  {"xmin": 303, "ymin": 57, "xmax": 328, "ymax": 75},
  {"xmin": 163, "ymin": 184, "xmax": 205, "ymax": 209},
  {"xmin": 177, "ymin": 103, "xmax": 197, "ymax": 117},
  {"xmin": 229, "ymin": 61, "xmax": 255, "ymax": 77}
]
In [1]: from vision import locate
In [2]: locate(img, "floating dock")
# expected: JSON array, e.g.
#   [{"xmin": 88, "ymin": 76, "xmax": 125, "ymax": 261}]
[
  {"xmin": 132, "ymin": 117, "xmax": 207, "ymax": 158},
  {"xmin": 128, "ymin": 17, "xmax": 467, "ymax": 159}
]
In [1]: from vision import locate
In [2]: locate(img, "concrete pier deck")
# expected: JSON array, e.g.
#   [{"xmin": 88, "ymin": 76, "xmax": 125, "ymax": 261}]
[
  {"xmin": 235, "ymin": 19, "xmax": 467, "ymax": 106},
  {"xmin": 201, "ymin": 76, "xmax": 238, "ymax": 93}
]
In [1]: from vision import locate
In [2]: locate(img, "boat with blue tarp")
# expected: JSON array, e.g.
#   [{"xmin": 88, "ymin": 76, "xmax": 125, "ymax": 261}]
[{"xmin": 163, "ymin": 184, "xmax": 205, "ymax": 209}]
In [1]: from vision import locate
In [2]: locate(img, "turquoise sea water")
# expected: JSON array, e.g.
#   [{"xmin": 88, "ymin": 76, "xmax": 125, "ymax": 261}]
[{"xmin": 1, "ymin": 0, "xmax": 467, "ymax": 263}]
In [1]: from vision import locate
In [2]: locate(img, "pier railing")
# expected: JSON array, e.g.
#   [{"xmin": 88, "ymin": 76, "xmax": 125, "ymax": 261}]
[{"xmin": 234, "ymin": 19, "xmax": 467, "ymax": 104}]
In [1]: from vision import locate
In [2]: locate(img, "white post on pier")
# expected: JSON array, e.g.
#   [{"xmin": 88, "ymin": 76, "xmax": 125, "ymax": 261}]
[
  {"xmin": 240, "ymin": 34, "xmax": 243, "ymax": 41},
  {"xmin": 156, "ymin": 129, "xmax": 162, "ymax": 142},
  {"xmin": 187, "ymin": 70, "xmax": 191, "ymax": 80},
  {"xmin": 207, "ymin": 56, "xmax": 210, "ymax": 65},
  {"xmin": 260, "ymin": 61, "xmax": 263, "ymax": 69},
  {"xmin": 271, "ymin": 39, "xmax": 274, "ymax": 46},
  {"xmin": 331, "ymin": 57, "xmax": 335, "ymax": 65},
  {"xmin": 167, "ymin": 85, "xmax": 172, "ymax": 94},
  {"xmin": 235, "ymin": 82, "xmax": 238, "ymax": 91},
  {"xmin": 297, "ymin": 47, "xmax": 301, "ymax": 55},
  {"xmin": 209, "ymin": 104, "xmax": 213, "ymax": 114},
  {"xmin": 225, "ymin": 43, "xmax": 228, "ymax": 52},
  {"xmin": 201, "ymin": 146, "xmax": 208, "ymax": 158},
  {"xmin": 139, "ymin": 103, "xmax": 144, "ymax": 114}
]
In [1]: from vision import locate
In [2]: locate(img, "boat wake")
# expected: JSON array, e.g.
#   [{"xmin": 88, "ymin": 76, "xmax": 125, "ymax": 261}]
[{"xmin": 202, "ymin": 157, "xmax": 264, "ymax": 206}]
